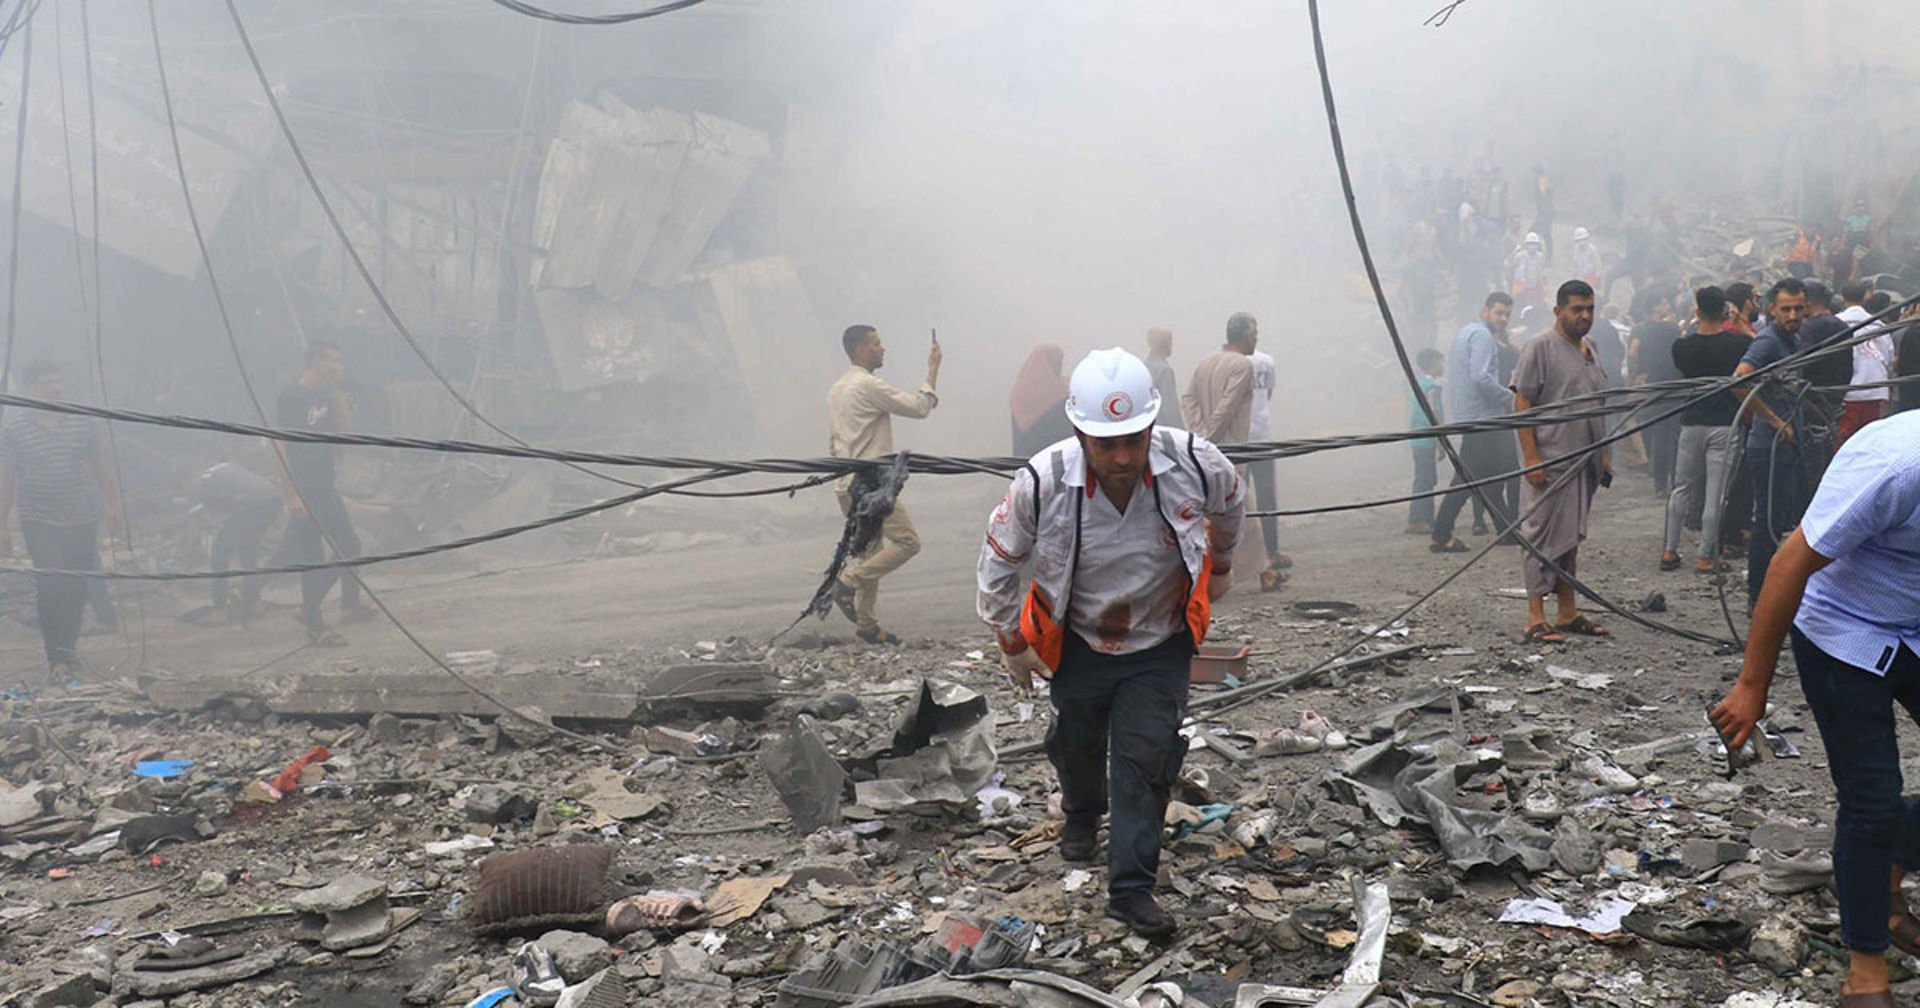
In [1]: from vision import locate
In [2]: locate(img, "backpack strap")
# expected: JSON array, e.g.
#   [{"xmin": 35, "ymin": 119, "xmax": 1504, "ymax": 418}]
[{"xmin": 1185, "ymin": 430, "xmax": 1210, "ymax": 500}]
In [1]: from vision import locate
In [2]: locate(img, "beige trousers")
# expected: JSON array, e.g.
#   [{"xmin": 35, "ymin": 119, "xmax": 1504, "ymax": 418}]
[{"xmin": 835, "ymin": 493, "xmax": 921, "ymax": 633}]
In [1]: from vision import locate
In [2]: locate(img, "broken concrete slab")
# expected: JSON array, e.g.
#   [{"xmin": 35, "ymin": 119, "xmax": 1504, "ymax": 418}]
[
  {"xmin": 138, "ymin": 669, "xmax": 645, "ymax": 722},
  {"xmin": 537, "ymin": 929, "xmax": 613, "ymax": 984},
  {"xmin": 289, "ymin": 875, "xmax": 388, "ymax": 915},
  {"xmin": 124, "ymin": 947, "xmax": 285, "ymax": 998}
]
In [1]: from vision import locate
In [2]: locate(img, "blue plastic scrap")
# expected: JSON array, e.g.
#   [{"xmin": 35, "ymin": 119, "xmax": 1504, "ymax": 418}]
[
  {"xmin": 464, "ymin": 988, "xmax": 516, "ymax": 1008},
  {"xmin": 133, "ymin": 760, "xmax": 195, "ymax": 779}
]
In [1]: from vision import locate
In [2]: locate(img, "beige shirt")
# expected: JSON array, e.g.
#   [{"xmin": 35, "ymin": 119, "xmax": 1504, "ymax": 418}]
[
  {"xmin": 828, "ymin": 366, "xmax": 937, "ymax": 485},
  {"xmin": 1181, "ymin": 350, "xmax": 1255, "ymax": 443}
]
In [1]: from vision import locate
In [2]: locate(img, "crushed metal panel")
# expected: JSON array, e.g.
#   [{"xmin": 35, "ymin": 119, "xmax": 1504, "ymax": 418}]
[
  {"xmin": 591, "ymin": 101, "xmax": 693, "ymax": 300},
  {"xmin": 0, "ymin": 35, "xmax": 267, "ymax": 278},
  {"xmin": 700, "ymin": 256, "xmax": 829, "ymax": 454},
  {"xmin": 530, "ymin": 100, "xmax": 624, "ymax": 291},
  {"xmin": 531, "ymin": 100, "xmax": 766, "ymax": 297},
  {"xmin": 638, "ymin": 111, "xmax": 768, "ymax": 288}
]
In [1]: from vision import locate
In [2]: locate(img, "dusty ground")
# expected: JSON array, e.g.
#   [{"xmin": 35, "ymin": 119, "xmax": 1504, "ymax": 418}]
[{"xmin": 0, "ymin": 458, "xmax": 1895, "ymax": 1007}]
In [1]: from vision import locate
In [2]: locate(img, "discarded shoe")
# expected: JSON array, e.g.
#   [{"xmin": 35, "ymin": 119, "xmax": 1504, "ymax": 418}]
[
  {"xmin": 511, "ymin": 943, "xmax": 566, "ymax": 1007},
  {"xmin": 1500, "ymin": 726, "xmax": 1567, "ymax": 770},
  {"xmin": 1760, "ymin": 850, "xmax": 1833, "ymax": 895},
  {"xmin": 604, "ymin": 892, "xmax": 706, "ymax": 937},
  {"xmin": 1106, "ymin": 891, "xmax": 1176, "ymax": 938},
  {"xmin": 1621, "ymin": 909, "xmax": 1752, "ymax": 951},
  {"xmin": 1521, "ymin": 791, "xmax": 1563, "ymax": 822}
]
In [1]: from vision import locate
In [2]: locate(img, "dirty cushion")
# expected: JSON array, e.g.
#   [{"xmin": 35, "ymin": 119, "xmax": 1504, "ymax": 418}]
[{"xmin": 466, "ymin": 844, "xmax": 624, "ymax": 937}]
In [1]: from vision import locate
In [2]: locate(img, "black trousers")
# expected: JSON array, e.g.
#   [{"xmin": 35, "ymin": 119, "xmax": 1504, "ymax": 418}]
[
  {"xmin": 1431, "ymin": 430, "xmax": 1519, "ymax": 543},
  {"xmin": 1645, "ymin": 414, "xmax": 1681, "ymax": 494},
  {"xmin": 1046, "ymin": 630, "xmax": 1191, "ymax": 897},
  {"xmin": 21, "ymin": 520, "xmax": 97, "ymax": 668},
  {"xmin": 211, "ymin": 498, "xmax": 282, "ymax": 611},
  {"xmin": 273, "ymin": 484, "xmax": 360, "ymax": 631}
]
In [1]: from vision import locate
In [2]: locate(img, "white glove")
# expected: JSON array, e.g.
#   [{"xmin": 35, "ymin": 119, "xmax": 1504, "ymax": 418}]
[{"xmin": 1002, "ymin": 647, "xmax": 1050, "ymax": 694}]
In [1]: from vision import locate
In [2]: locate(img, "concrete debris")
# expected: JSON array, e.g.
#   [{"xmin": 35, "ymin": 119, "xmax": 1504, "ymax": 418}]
[{"xmin": 0, "ymin": 599, "xmax": 1861, "ymax": 1005}]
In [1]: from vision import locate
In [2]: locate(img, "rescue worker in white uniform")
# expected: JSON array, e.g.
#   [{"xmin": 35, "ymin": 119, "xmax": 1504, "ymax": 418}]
[{"xmin": 977, "ymin": 348, "xmax": 1246, "ymax": 938}]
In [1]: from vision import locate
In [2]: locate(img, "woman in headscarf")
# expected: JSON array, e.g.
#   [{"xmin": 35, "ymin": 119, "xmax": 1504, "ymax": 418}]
[{"xmin": 1009, "ymin": 343, "xmax": 1073, "ymax": 456}]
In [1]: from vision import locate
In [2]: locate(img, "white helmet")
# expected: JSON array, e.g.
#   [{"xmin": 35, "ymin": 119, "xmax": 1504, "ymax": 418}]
[
  {"xmin": 1572, "ymin": 226, "xmax": 1591, "ymax": 242},
  {"xmin": 1065, "ymin": 348, "xmax": 1161, "ymax": 437},
  {"xmin": 1524, "ymin": 231, "xmax": 1543, "ymax": 246}
]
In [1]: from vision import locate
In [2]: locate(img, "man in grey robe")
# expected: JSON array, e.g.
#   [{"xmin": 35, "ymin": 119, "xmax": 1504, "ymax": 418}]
[{"xmin": 1513, "ymin": 279, "xmax": 1613, "ymax": 643}]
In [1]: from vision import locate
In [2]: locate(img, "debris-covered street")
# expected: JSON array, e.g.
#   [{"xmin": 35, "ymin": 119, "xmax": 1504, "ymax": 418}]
[
  {"xmin": 0, "ymin": 483, "xmax": 1881, "ymax": 1007},
  {"xmin": 0, "ymin": 2, "xmax": 1916, "ymax": 1007}
]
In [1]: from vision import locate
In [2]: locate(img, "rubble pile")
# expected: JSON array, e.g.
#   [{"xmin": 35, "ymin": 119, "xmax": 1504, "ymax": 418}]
[{"xmin": 0, "ymin": 593, "xmax": 1889, "ymax": 1007}]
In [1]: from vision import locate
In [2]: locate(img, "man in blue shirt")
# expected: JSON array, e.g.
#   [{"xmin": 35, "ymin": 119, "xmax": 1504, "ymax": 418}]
[
  {"xmin": 1731, "ymin": 278, "xmax": 1810, "ymax": 606},
  {"xmin": 1428, "ymin": 292, "xmax": 1519, "ymax": 552},
  {"xmin": 1712, "ymin": 411, "xmax": 1920, "ymax": 1007}
]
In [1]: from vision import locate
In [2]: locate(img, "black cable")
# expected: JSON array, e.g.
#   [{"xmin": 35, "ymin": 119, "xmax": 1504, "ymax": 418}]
[
  {"xmin": 483, "ymin": 0, "xmax": 706, "ymax": 26},
  {"xmin": 151, "ymin": 0, "xmax": 606, "ymax": 752},
  {"xmin": 0, "ymin": 466, "xmax": 737, "ymax": 581},
  {"xmin": 223, "ymin": 0, "xmax": 660, "ymax": 499},
  {"xmin": 1305, "ymin": 0, "xmax": 1731, "ymax": 649},
  {"xmin": 47, "ymin": 0, "xmax": 145, "ymax": 669},
  {"xmin": 0, "ymin": 12, "xmax": 30, "ymax": 421}
]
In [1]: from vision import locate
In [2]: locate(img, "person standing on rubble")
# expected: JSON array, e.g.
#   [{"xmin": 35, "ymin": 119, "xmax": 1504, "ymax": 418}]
[
  {"xmin": 1711, "ymin": 410, "xmax": 1920, "ymax": 1008},
  {"xmin": 1731, "ymin": 278, "xmax": 1811, "ymax": 608},
  {"xmin": 1144, "ymin": 326, "xmax": 1179, "ymax": 416},
  {"xmin": 827, "ymin": 324, "xmax": 940, "ymax": 646},
  {"xmin": 272, "ymin": 341, "xmax": 369, "ymax": 648},
  {"xmin": 977, "ymin": 348, "xmax": 1244, "ymax": 939},
  {"xmin": 1513, "ymin": 280, "xmax": 1613, "ymax": 645},
  {"xmin": 1429, "ymin": 292, "xmax": 1519, "ymax": 552},
  {"xmin": 1183, "ymin": 313, "xmax": 1287, "ymax": 587},
  {"xmin": 0, "ymin": 361, "xmax": 121, "ymax": 684}
]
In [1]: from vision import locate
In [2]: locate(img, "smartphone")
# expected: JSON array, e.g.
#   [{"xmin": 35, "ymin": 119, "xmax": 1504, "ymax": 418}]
[
  {"xmin": 1599, "ymin": 470, "xmax": 1613, "ymax": 489},
  {"xmin": 931, "ymin": 327, "xmax": 939, "ymax": 346}
]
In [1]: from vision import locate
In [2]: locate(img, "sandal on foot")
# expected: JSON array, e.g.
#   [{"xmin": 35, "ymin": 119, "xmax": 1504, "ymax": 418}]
[
  {"xmin": 307, "ymin": 628, "xmax": 348, "ymax": 648},
  {"xmin": 855, "ymin": 627, "xmax": 901, "ymax": 646},
  {"xmin": 1841, "ymin": 991, "xmax": 1894, "ymax": 1008},
  {"xmin": 1268, "ymin": 554, "xmax": 1294, "ymax": 570},
  {"xmin": 1658, "ymin": 554, "xmax": 1681, "ymax": 572},
  {"xmin": 1889, "ymin": 910, "xmax": 1920, "ymax": 957},
  {"xmin": 340, "ymin": 605, "xmax": 377, "ymax": 625},
  {"xmin": 1555, "ymin": 615, "xmax": 1610, "ymax": 637},
  {"xmin": 1523, "ymin": 623, "xmax": 1567, "ymax": 645},
  {"xmin": 1259, "ymin": 567, "xmax": 1287, "ymax": 592},
  {"xmin": 1429, "ymin": 538, "xmax": 1470, "ymax": 554}
]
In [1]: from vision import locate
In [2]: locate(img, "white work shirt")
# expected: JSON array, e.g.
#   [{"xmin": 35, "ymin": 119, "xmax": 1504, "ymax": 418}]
[
  {"xmin": 1248, "ymin": 350, "xmax": 1276, "ymax": 441},
  {"xmin": 1839, "ymin": 306, "xmax": 1895, "ymax": 403},
  {"xmin": 1795, "ymin": 412, "xmax": 1920, "ymax": 674},
  {"xmin": 1069, "ymin": 477, "xmax": 1189, "ymax": 655}
]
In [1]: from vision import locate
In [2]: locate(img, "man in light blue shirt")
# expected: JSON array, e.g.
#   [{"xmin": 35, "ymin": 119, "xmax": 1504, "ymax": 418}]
[
  {"xmin": 1712, "ymin": 411, "xmax": 1920, "ymax": 1005},
  {"xmin": 1428, "ymin": 292, "xmax": 1520, "ymax": 551}
]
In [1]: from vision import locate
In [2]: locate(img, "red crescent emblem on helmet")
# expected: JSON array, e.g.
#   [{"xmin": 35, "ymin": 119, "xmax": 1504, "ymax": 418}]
[{"xmin": 1102, "ymin": 392, "xmax": 1132, "ymax": 420}]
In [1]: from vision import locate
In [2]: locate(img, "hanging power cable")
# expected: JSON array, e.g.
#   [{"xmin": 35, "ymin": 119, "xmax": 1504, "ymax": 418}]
[
  {"xmin": 224, "ymin": 0, "xmax": 683, "ymax": 499},
  {"xmin": 150, "ymin": 0, "xmax": 607, "ymax": 752},
  {"xmin": 481, "ymin": 0, "xmax": 706, "ymax": 26}
]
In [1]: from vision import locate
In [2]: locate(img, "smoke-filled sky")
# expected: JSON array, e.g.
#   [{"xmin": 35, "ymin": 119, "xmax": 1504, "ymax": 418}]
[{"xmin": 2, "ymin": 0, "xmax": 1913, "ymax": 469}]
